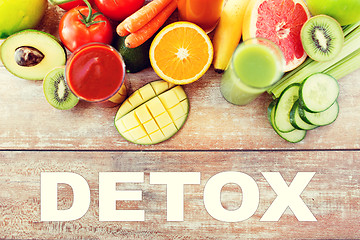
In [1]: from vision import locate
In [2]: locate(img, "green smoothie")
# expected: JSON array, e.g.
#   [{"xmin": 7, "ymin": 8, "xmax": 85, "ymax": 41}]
[{"xmin": 220, "ymin": 39, "xmax": 284, "ymax": 105}]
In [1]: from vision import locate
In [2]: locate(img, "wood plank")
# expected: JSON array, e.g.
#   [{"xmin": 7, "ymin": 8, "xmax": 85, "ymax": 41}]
[
  {"xmin": 1, "ymin": 65, "xmax": 360, "ymax": 150},
  {"xmin": 0, "ymin": 151, "xmax": 359, "ymax": 239}
]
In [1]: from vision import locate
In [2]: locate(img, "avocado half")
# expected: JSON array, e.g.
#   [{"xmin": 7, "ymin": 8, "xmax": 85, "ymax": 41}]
[{"xmin": 0, "ymin": 30, "xmax": 66, "ymax": 80}]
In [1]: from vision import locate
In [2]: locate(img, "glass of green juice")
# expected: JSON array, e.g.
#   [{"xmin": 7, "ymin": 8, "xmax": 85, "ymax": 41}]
[{"xmin": 220, "ymin": 38, "xmax": 285, "ymax": 105}]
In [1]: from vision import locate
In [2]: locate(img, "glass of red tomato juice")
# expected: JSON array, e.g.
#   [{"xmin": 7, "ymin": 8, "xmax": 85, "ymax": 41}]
[{"xmin": 65, "ymin": 43, "xmax": 127, "ymax": 107}]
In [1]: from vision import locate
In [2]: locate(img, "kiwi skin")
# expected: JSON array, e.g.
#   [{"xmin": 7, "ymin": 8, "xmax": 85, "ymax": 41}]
[
  {"xmin": 301, "ymin": 15, "xmax": 344, "ymax": 62},
  {"xmin": 43, "ymin": 67, "xmax": 79, "ymax": 110}
]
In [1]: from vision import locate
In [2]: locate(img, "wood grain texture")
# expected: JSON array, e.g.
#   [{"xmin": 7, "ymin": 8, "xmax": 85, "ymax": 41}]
[
  {"xmin": 1, "ymin": 2, "xmax": 360, "ymax": 239},
  {"xmin": 0, "ymin": 151, "xmax": 359, "ymax": 239},
  {"xmin": 1, "ymin": 64, "xmax": 360, "ymax": 150}
]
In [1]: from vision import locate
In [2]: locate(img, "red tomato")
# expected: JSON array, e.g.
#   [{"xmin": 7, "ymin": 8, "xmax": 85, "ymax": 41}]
[
  {"xmin": 94, "ymin": 0, "xmax": 145, "ymax": 21},
  {"xmin": 58, "ymin": 0, "xmax": 94, "ymax": 11},
  {"xmin": 59, "ymin": 5, "xmax": 113, "ymax": 52}
]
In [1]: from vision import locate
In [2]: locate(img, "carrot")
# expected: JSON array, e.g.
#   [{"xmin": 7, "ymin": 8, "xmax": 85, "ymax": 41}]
[
  {"xmin": 117, "ymin": 0, "xmax": 174, "ymax": 37},
  {"xmin": 125, "ymin": 0, "xmax": 176, "ymax": 48},
  {"xmin": 116, "ymin": 23, "xmax": 131, "ymax": 37}
]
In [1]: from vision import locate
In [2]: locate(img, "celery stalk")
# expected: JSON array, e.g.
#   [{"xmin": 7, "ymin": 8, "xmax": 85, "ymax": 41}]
[
  {"xmin": 268, "ymin": 22, "xmax": 360, "ymax": 98},
  {"xmin": 343, "ymin": 21, "xmax": 360, "ymax": 36},
  {"xmin": 325, "ymin": 48, "xmax": 360, "ymax": 79}
]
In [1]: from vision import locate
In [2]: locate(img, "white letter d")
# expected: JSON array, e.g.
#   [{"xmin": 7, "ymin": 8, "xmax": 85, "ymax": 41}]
[{"xmin": 41, "ymin": 172, "xmax": 90, "ymax": 221}]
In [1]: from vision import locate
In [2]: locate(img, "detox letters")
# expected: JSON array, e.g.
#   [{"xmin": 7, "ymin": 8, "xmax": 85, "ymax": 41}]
[{"xmin": 40, "ymin": 171, "xmax": 317, "ymax": 222}]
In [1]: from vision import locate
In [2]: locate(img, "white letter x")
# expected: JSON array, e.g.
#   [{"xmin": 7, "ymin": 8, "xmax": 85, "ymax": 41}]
[{"xmin": 260, "ymin": 172, "xmax": 317, "ymax": 222}]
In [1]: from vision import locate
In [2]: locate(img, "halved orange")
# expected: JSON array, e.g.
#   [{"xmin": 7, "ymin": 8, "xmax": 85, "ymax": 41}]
[{"xmin": 149, "ymin": 21, "xmax": 213, "ymax": 85}]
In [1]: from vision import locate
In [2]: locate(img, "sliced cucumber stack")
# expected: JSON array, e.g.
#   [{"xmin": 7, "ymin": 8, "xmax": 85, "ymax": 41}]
[
  {"xmin": 290, "ymin": 100, "xmax": 318, "ymax": 130},
  {"xmin": 268, "ymin": 73, "xmax": 340, "ymax": 143},
  {"xmin": 298, "ymin": 101, "xmax": 339, "ymax": 126},
  {"xmin": 274, "ymin": 83, "xmax": 301, "ymax": 133},
  {"xmin": 268, "ymin": 100, "xmax": 306, "ymax": 143},
  {"xmin": 299, "ymin": 73, "xmax": 339, "ymax": 112}
]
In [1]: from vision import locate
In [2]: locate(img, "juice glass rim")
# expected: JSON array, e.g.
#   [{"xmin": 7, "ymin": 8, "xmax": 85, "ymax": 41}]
[
  {"xmin": 230, "ymin": 37, "xmax": 285, "ymax": 90},
  {"xmin": 65, "ymin": 42, "xmax": 126, "ymax": 103}
]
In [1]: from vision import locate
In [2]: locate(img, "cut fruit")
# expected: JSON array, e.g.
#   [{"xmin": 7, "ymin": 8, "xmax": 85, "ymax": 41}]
[
  {"xmin": 299, "ymin": 73, "xmax": 339, "ymax": 113},
  {"xmin": 115, "ymin": 80, "xmax": 189, "ymax": 145},
  {"xmin": 43, "ymin": 67, "xmax": 79, "ymax": 110},
  {"xmin": 268, "ymin": 21, "xmax": 360, "ymax": 98},
  {"xmin": 301, "ymin": 15, "xmax": 344, "ymax": 62},
  {"xmin": 149, "ymin": 21, "xmax": 213, "ymax": 85},
  {"xmin": 242, "ymin": 0, "xmax": 310, "ymax": 72},
  {"xmin": 0, "ymin": 30, "xmax": 67, "ymax": 80}
]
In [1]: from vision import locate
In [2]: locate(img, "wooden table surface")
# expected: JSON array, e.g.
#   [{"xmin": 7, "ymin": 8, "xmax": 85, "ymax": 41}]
[{"xmin": 1, "ymin": 3, "xmax": 360, "ymax": 239}]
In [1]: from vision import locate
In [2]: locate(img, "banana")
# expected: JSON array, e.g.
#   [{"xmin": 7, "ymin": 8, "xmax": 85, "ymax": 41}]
[{"xmin": 212, "ymin": 0, "xmax": 251, "ymax": 73}]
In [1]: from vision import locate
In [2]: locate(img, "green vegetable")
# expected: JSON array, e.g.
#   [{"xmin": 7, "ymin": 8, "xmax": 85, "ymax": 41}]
[
  {"xmin": 290, "ymin": 100, "xmax": 317, "ymax": 130},
  {"xmin": 299, "ymin": 73, "xmax": 339, "ymax": 113},
  {"xmin": 325, "ymin": 47, "xmax": 360, "ymax": 79},
  {"xmin": 268, "ymin": 73, "xmax": 340, "ymax": 143},
  {"xmin": 268, "ymin": 21, "xmax": 360, "ymax": 98},
  {"xmin": 298, "ymin": 101, "xmax": 339, "ymax": 126},
  {"xmin": 274, "ymin": 83, "xmax": 301, "ymax": 133},
  {"xmin": 112, "ymin": 32, "xmax": 152, "ymax": 73},
  {"xmin": 268, "ymin": 100, "xmax": 307, "ymax": 143}
]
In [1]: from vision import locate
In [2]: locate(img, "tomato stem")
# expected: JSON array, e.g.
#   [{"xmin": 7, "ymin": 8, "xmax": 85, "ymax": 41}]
[{"xmin": 79, "ymin": 0, "xmax": 105, "ymax": 27}]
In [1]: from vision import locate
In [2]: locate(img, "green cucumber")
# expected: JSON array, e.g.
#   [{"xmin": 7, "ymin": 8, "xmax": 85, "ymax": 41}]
[
  {"xmin": 290, "ymin": 100, "xmax": 317, "ymax": 130},
  {"xmin": 274, "ymin": 83, "xmax": 301, "ymax": 133},
  {"xmin": 268, "ymin": 100, "xmax": 306, "ymax": 143},
  {"xmin": 298, "ymin": 101, "xmax": 339, "ymax": 126},
  {"xmin": 299, "ymin": 73, "xmax": 339, "ymax": 113}
]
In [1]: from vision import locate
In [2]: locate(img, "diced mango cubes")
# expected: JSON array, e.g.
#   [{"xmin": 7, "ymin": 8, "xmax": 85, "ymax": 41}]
[
  {"xmin": 135, "ymin": 105, "xmax": 152, "ymax": 123},
  {"xmin": 146, "ymin": 97, "xmax": 166, "ymax": 117},
  {"xmin": 114, "ymin": 80, "xmax": 189, "ymax": 145},
  {"xmin": 161, "ymin": 123, "xmax": 178, "ymax": 138},
  {"xmin": 150, "ymin": 81, "xmax": 175, "ymax": 95},
  {"xmin": 143, "ymin": 119, "xmax": 159, "ymax": 134},
  {"xmin": 138, "ymin": 83, "xmax": 156, "ymax": 100}
]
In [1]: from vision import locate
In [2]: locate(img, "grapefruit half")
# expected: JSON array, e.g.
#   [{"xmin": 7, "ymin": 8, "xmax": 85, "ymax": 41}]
[{"xmin": 243, "ymin": 0, "xmax": 311, "ymax": 72}]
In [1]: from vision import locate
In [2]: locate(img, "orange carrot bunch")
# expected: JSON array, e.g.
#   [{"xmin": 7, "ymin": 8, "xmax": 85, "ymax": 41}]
[{"xmin": 117, "ymin": 0, "xmax": 177, "ymax": 48}]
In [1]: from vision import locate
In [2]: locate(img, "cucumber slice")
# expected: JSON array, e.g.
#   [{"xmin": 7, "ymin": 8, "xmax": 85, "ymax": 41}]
[
  {"xmin": 290, "ymin": 100, "xmax": 317, "ymax": 130},
  {"xmin": 299, "ymin": 73, "xmax": 339, "ymax": 113},
  {"xmin": 274, "ymin": 83, "xmax": 301, "ymax": 133},
  {"xmin": 298, "ymin": 101, "xmax": 339, "ymax": 126},
  {"xmin": 268, "ymin": 100, "xmax": 306, "ymax": 143}
]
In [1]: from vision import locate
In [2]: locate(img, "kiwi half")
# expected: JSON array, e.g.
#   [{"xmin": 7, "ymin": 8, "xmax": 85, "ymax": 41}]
[
  {"xmin": 301, "ymin": 15, "xmax": 344, "ymax": 62},
  {"xmin": 43, "ymin": 67, "xmax": 79, "ymax": 110}
]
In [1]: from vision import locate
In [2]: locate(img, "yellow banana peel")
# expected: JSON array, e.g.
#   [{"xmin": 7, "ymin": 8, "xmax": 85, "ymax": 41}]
[{"xmin": 212, "ymin": 0, "xmax": 251, "ymax": 72}]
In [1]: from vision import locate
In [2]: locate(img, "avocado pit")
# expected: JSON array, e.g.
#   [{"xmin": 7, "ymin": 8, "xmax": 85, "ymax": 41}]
[{"xmin": 14, "ymin": 46, "xmax": 45, "ymax": 67}]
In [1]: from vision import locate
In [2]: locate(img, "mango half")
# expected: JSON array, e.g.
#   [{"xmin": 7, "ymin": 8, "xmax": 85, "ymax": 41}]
[{"xmin": 114, "ymin": 80, "xmax": 189, "ymax": 145}]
